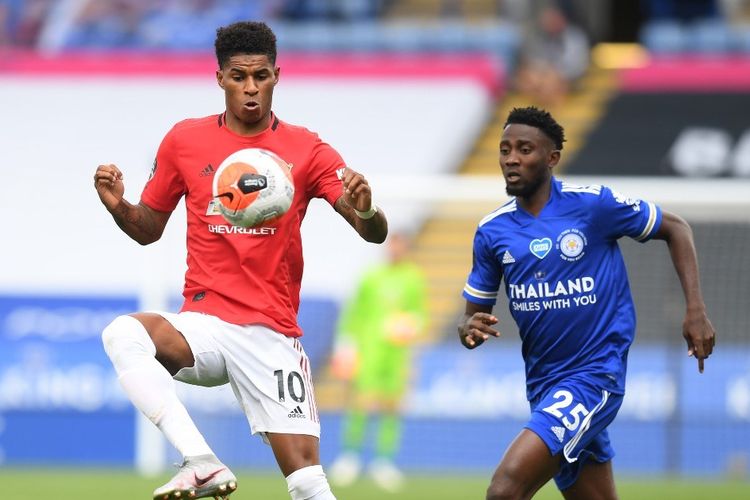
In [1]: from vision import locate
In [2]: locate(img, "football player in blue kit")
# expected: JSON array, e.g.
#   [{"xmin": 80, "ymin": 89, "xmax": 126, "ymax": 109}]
[{"xmin": 459, "ymin": 106, "xmax": 716, "ymax": 500}]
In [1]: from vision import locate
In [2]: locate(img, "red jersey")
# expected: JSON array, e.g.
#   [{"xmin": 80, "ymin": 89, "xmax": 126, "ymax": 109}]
[{"xmin": 140, "ymin": 113, "xmax": 346, "ymax": 337}]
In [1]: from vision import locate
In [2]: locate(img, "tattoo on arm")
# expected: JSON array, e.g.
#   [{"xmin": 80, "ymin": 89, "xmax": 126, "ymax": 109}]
[
  {"xmin": 110, "ymin": 201, "xmax": 164, "ymax": 244},
  {"xmin": 334, "ymin": 197, "xmax": 359, "ymax": 227}
]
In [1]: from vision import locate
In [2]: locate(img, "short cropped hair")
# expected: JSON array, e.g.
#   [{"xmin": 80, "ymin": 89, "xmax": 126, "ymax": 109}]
[
  {"xmin": 215, "ymin": 21, "xmax": 277, "ymax": 68},
  {"xmin": 505, "ymin": 106, "xmax": 566, "ymax": 150}
]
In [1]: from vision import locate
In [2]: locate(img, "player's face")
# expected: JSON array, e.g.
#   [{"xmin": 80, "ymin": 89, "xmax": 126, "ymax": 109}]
[
  {"xmin": 387, "ymin": 233, "xmax": 410, "ymax": 263},
  {"xmin": 499, "ymin": 124, "xmax": 559, "ymax": 198},
  {"xmin": 216, "ymin": 54, "xmax": 279, "ymax": 135}
]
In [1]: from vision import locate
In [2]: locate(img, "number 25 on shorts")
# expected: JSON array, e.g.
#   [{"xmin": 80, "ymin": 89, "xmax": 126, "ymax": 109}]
[{"xmin": 542, "ymin": 390, "xmax": 590, "ymax": 432}]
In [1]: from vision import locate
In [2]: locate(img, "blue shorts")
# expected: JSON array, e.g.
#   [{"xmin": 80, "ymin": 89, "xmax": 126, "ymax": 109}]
[{"xmin": 525, "ymin": 377, "xmax": 623, "ymax": 491}]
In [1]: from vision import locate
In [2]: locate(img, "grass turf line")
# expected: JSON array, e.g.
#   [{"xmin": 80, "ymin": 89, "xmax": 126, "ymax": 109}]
[{"xmin": 1, "ymin": 469, "xmax": 749, "ymax": 499}]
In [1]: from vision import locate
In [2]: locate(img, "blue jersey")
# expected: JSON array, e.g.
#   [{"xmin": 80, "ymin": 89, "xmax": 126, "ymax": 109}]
[{"xmin": 463, "ymin": 178, "xmax": 662, "ymax": 401}]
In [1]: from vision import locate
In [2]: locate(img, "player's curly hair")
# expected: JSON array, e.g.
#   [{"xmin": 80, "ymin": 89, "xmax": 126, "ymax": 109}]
[
  {"xmin": 215, "ymin": 21, "xmax": 277, "ymax": 69},
  {"xmin": 505, "ymin": 106, "xmax": 566, "ymax": 150}
]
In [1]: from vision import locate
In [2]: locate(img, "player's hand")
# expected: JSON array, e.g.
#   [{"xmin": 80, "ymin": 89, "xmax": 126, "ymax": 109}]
[
  {"xmin": 458, "ymin": 312, "xmax": 500, "ymax": 349},
  {"xmin": 94, "ymin": 164, "xmax": 125, "ymax": 212},
  {"xmin": 683, "ymin": 307, "xmax": 716, "ymax": 373},
  {"xmin": 341, "ymin": 167, "xmax": 373, "ymax": 213}
]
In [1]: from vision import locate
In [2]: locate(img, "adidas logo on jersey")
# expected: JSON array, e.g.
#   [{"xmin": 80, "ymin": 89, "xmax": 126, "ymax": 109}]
[
  {"xmin": 502, "ymin": 251, "xmax": 516, "ymax": 264},
  {"xmin": 551, "ymin": 426, "xmax": 565, "ymax": 443},
  {"xmin": 199, "ymin": 164, "xmax": 215, "ymax": 177},
  {"xmin": 288, "ymin": 406, "xmax": 306, "ymax": 419}
]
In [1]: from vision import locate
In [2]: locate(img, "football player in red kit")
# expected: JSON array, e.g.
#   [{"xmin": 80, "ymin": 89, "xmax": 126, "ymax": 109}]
[{"xmin": 94, "ymin": 21, "xmax": 387, "ymax": 500}]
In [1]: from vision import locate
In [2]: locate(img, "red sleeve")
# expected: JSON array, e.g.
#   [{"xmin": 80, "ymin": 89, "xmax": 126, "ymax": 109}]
[
  {"xmin": 307, "ymin": 139, "xmax": 346, "ymax": 207},
  {"xmin": 140, "ymin": 126, "xmax": 186, "ymax": 212}
]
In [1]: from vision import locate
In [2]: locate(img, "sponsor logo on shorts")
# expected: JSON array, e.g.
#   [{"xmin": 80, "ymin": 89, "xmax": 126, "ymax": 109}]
[
  {"xmin": 552, "ymin": 426, "xmax": 566, "ymax": 443},
  {"xmin": 288, "ymin": 406, "xmax": 306, "ymax": 419}
]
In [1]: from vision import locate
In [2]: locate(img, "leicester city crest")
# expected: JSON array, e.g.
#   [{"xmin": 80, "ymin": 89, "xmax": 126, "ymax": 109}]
[{"xmin": 557, "ymin": 229, "xmax": 587, "ymax": 262}]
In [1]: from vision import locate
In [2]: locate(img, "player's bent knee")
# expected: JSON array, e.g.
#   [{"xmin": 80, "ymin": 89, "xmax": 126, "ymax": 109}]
[
  {"xmin": 487, "ymin": 483, "xmax": 531, "ymax": 500},
  {"xmin": 286, "ymin": 465, "xmax": 336, "ymax": 500},
  {"xmin": 486, "ymin": 480, "xmax": 510, "ymax": 500},
  {"xmin": 486, "ymin": 469, "xmax": 533, "ymax": 500},
  {"xmin": 102, "ymin": 315, "xmax": 156, "ymax": 364}
]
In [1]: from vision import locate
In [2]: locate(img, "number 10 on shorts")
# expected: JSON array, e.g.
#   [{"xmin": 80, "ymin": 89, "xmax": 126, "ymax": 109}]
[{"xmin": 274, "ymin": 369, "xmax": 306, "ymax": 403}]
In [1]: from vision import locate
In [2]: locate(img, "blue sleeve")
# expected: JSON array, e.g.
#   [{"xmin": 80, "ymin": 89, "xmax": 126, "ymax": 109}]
[
  {"xmin": 462, "ymin": 228, "xmax": 502, "ymax": 305},
  {"xmin": 596, "ymin": 186, "xmax": 663, "ymax": 242}
]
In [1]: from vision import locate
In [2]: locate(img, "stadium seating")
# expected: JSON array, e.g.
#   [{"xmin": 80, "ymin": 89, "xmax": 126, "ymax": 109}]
[{"xmin": 641, "ymin": 18, "xmax": 750, "ymax": 54}]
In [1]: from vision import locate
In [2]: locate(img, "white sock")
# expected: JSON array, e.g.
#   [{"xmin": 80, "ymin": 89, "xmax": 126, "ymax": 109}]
[
  {"xmin": 102, "ymin": 315, "xmax": 213, "ymax": 458},
  {"xmin": 286, "ymin": 465, "xmax": 336, "ymax": 500}
]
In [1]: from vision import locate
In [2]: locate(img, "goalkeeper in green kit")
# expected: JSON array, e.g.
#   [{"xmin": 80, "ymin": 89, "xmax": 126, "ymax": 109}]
[{"xmin": 328, "ymin": 233, "xmax": 427, "ymax": 492}]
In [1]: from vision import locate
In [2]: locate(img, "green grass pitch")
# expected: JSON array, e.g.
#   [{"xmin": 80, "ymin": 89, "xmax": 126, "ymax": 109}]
[{"xmin": 1, "ymin": 469, "xmax": 749, "ymax": 499}]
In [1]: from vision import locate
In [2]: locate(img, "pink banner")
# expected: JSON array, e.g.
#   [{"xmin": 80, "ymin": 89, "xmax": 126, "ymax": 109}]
[
  {"xmin": 0, "ymin": 50, "xmax": 503, "ymax": 95},
  {"xmin": 620, "ymin": 56, "xmax": 750, "ymax": 92}
]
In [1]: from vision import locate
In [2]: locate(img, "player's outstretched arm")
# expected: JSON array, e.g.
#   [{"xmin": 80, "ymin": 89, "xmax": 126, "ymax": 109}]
[
  {"xmin": 94, "ymin": 164, "xmax": 171, "ymax": 245},
  {"xmin": 334, "ymin": 167, "xmax": 388, "ymax": 243},
  {"xmin": 458, "ymin": 301, "xmax": 500, "ymax": 349},
  {"xmin": 652, "ymin": 210, "xmax": 716, "ymax": 373}
]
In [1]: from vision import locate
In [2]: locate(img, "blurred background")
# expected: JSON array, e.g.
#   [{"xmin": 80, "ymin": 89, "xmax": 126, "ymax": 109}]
[{"xmin": 1, "ymin": 0, "xmax": 749, "ymax": 498}]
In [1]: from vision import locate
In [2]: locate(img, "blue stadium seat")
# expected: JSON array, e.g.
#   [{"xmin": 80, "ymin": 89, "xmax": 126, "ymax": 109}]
[
  {"xmin": 337, "ymin": 22, "xmax": 383, "ymax": 51},
  {"xmin": 689, "ymin": 19, "xmax": 735, "ymax": 53},
  {"xmin": 731, "ymin": 26, "xmax": 750, "ymax": 53},
  {"xmin": 379, "ymin": 21, "xmax": 432, "ymax": 53},
  {"xmin": 269, "ymin": 20, "xmax": 521, "ymax": 59},
  {"xmin": 465, "ymin": 23, "xmax": 520, "ymax": 66},
  {"xmin": 290, "ymin": 22, "xmax": 344, "ymax": 52},
  {"xmin": 640, "ymin": 20, "xmax": 689, "ymax": 54},
  {"xmin": 424, "ymin": 22, "xmax": 470, "ymax": 53}
]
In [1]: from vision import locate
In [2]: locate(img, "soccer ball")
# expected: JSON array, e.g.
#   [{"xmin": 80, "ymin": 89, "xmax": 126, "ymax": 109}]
[{"xmin": 212, "ymin": 148, "xmax": 294, "ymax": 228}]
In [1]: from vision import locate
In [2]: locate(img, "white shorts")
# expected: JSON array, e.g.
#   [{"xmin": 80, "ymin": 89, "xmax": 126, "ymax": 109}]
[{"xmin": 156, "ymin": 311, "xmax": 320, "ymax": 439}]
